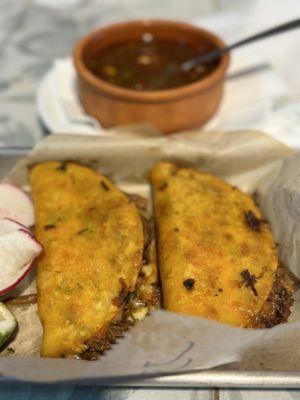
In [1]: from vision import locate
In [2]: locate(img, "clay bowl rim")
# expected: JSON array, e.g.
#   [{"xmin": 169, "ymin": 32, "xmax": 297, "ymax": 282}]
[{"xmin": 73, "ymin": 19, "xmax": 230, "ymax": 103}]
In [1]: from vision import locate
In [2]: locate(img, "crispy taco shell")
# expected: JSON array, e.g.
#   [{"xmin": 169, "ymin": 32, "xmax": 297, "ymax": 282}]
[
  {"xmin": 30, "ymin": 162, "xmax": 158, "ymax": 358},
  {"xmin": 150, "ymin": 162, "xmax": 296, "ymax": 328}
]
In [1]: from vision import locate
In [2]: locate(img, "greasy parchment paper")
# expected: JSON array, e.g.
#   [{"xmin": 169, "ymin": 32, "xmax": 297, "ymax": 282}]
[{"xmin": 1, "ymin": 129, "xmax": 300, "ymax": 383}]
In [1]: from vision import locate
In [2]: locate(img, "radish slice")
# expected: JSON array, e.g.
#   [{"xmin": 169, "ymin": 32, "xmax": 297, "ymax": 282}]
[
  {"xmin": 0, "ymin": 229, "xmax": 42, "ymax": 295},
  {"xmin": 0, "ymin": 183, "xmax": 34, "ymax": 227},
  {"xmin": 0, "ymin": 218, "xmax": 30, "ymax": 235},
  {"xmin": 0, "ymin": 302, "xmax": 17, "ymax": 347}
]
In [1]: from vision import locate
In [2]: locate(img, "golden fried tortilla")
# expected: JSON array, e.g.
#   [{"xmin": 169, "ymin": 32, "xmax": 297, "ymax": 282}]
[
  {"xmin": 150, "ymin": 162, "xmax": 293, "ymax": 328},
  {"xmin": 30, "ymin": 162, "xmax": 146, "ymax": 358}
]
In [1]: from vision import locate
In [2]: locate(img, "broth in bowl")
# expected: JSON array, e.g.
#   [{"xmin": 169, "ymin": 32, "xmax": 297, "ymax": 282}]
[{"xmin": 85, "ymin": 33, "xmax": 219, "ymax": 91}]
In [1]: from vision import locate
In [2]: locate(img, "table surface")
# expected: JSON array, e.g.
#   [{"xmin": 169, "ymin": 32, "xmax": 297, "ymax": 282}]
[{"xmin": 1, "ymin": 0, "xmax": 300, "ymax": 398}]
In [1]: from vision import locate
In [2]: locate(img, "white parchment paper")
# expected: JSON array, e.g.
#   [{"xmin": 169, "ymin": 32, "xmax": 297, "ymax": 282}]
[{"xmin": 1, "ymin": 130, "xmax": 300, "ymax": 383}]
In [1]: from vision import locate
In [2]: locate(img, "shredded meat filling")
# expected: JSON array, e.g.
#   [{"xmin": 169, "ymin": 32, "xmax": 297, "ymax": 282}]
[{"xmin": 255, "ymin": 263, "xmax": 299, "ymax": 328}]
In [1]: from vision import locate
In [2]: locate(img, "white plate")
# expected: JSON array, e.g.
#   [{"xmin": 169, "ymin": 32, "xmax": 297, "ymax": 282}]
[
  {"xmin": 37, "ymin": 56, "xmax": 300, "ymax": 149},
  {"xmin": 37, "ymin": 64, "xmax": 101, "ymax": 135}
]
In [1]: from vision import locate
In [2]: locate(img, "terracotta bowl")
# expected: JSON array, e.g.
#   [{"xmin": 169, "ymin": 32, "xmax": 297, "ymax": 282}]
[{"xmin": 73, "ymin": 20, "xmax": 230, "ymax": 135}]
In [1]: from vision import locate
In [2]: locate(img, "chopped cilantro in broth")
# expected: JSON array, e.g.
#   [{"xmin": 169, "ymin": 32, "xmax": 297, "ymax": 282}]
[{"xmin": 86, "ymin": 33, "xmax": 219, "ymax": 91}]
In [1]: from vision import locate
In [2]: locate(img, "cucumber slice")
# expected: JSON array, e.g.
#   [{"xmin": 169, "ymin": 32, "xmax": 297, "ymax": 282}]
[{"xmin": 0, "ymin": 302, "xmax": 17, "ymax": 348}]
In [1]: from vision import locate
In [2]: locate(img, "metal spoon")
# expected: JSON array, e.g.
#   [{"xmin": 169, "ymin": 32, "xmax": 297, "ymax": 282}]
[{"xmin": 182, "ymin": 18, "xmax": 300, "ymax": 72}]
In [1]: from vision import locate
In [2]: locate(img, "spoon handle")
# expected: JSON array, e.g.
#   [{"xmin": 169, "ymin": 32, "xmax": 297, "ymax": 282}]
[
  {"xmin": 182, "ymin": 18, "xmax": 300, "ymax": 71},
  {"xmin": 227, "ymin": 18, "xmax": 300, "ymax": 52}
]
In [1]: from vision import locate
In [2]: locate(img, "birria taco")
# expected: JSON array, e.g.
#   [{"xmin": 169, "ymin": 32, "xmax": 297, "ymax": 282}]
[
  {"xmin": 29, "ymin": 161, "xmax": 159, "ymax": 359},
  {"xmin": 150, "ymin": 162, "xmax": 297, "ymax": 328}
]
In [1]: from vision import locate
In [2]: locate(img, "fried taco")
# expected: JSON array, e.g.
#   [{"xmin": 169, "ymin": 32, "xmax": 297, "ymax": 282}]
[
  {"xmin": 150, "ymin": 162, "xmax": 297, "ymax": 328},
  {"xmin": 29, "ymin": 161, "xmax": 159, "ymax": 359}
]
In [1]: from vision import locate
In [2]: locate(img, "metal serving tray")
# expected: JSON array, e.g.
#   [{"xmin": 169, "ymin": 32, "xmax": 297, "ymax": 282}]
[
  {"xmin": 1, "ymin": 149, "xmax": 300, "ymax": 389},
  {"xmin": 1, "ymin": 370, "xmax": 300, "ymax": 388}
]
